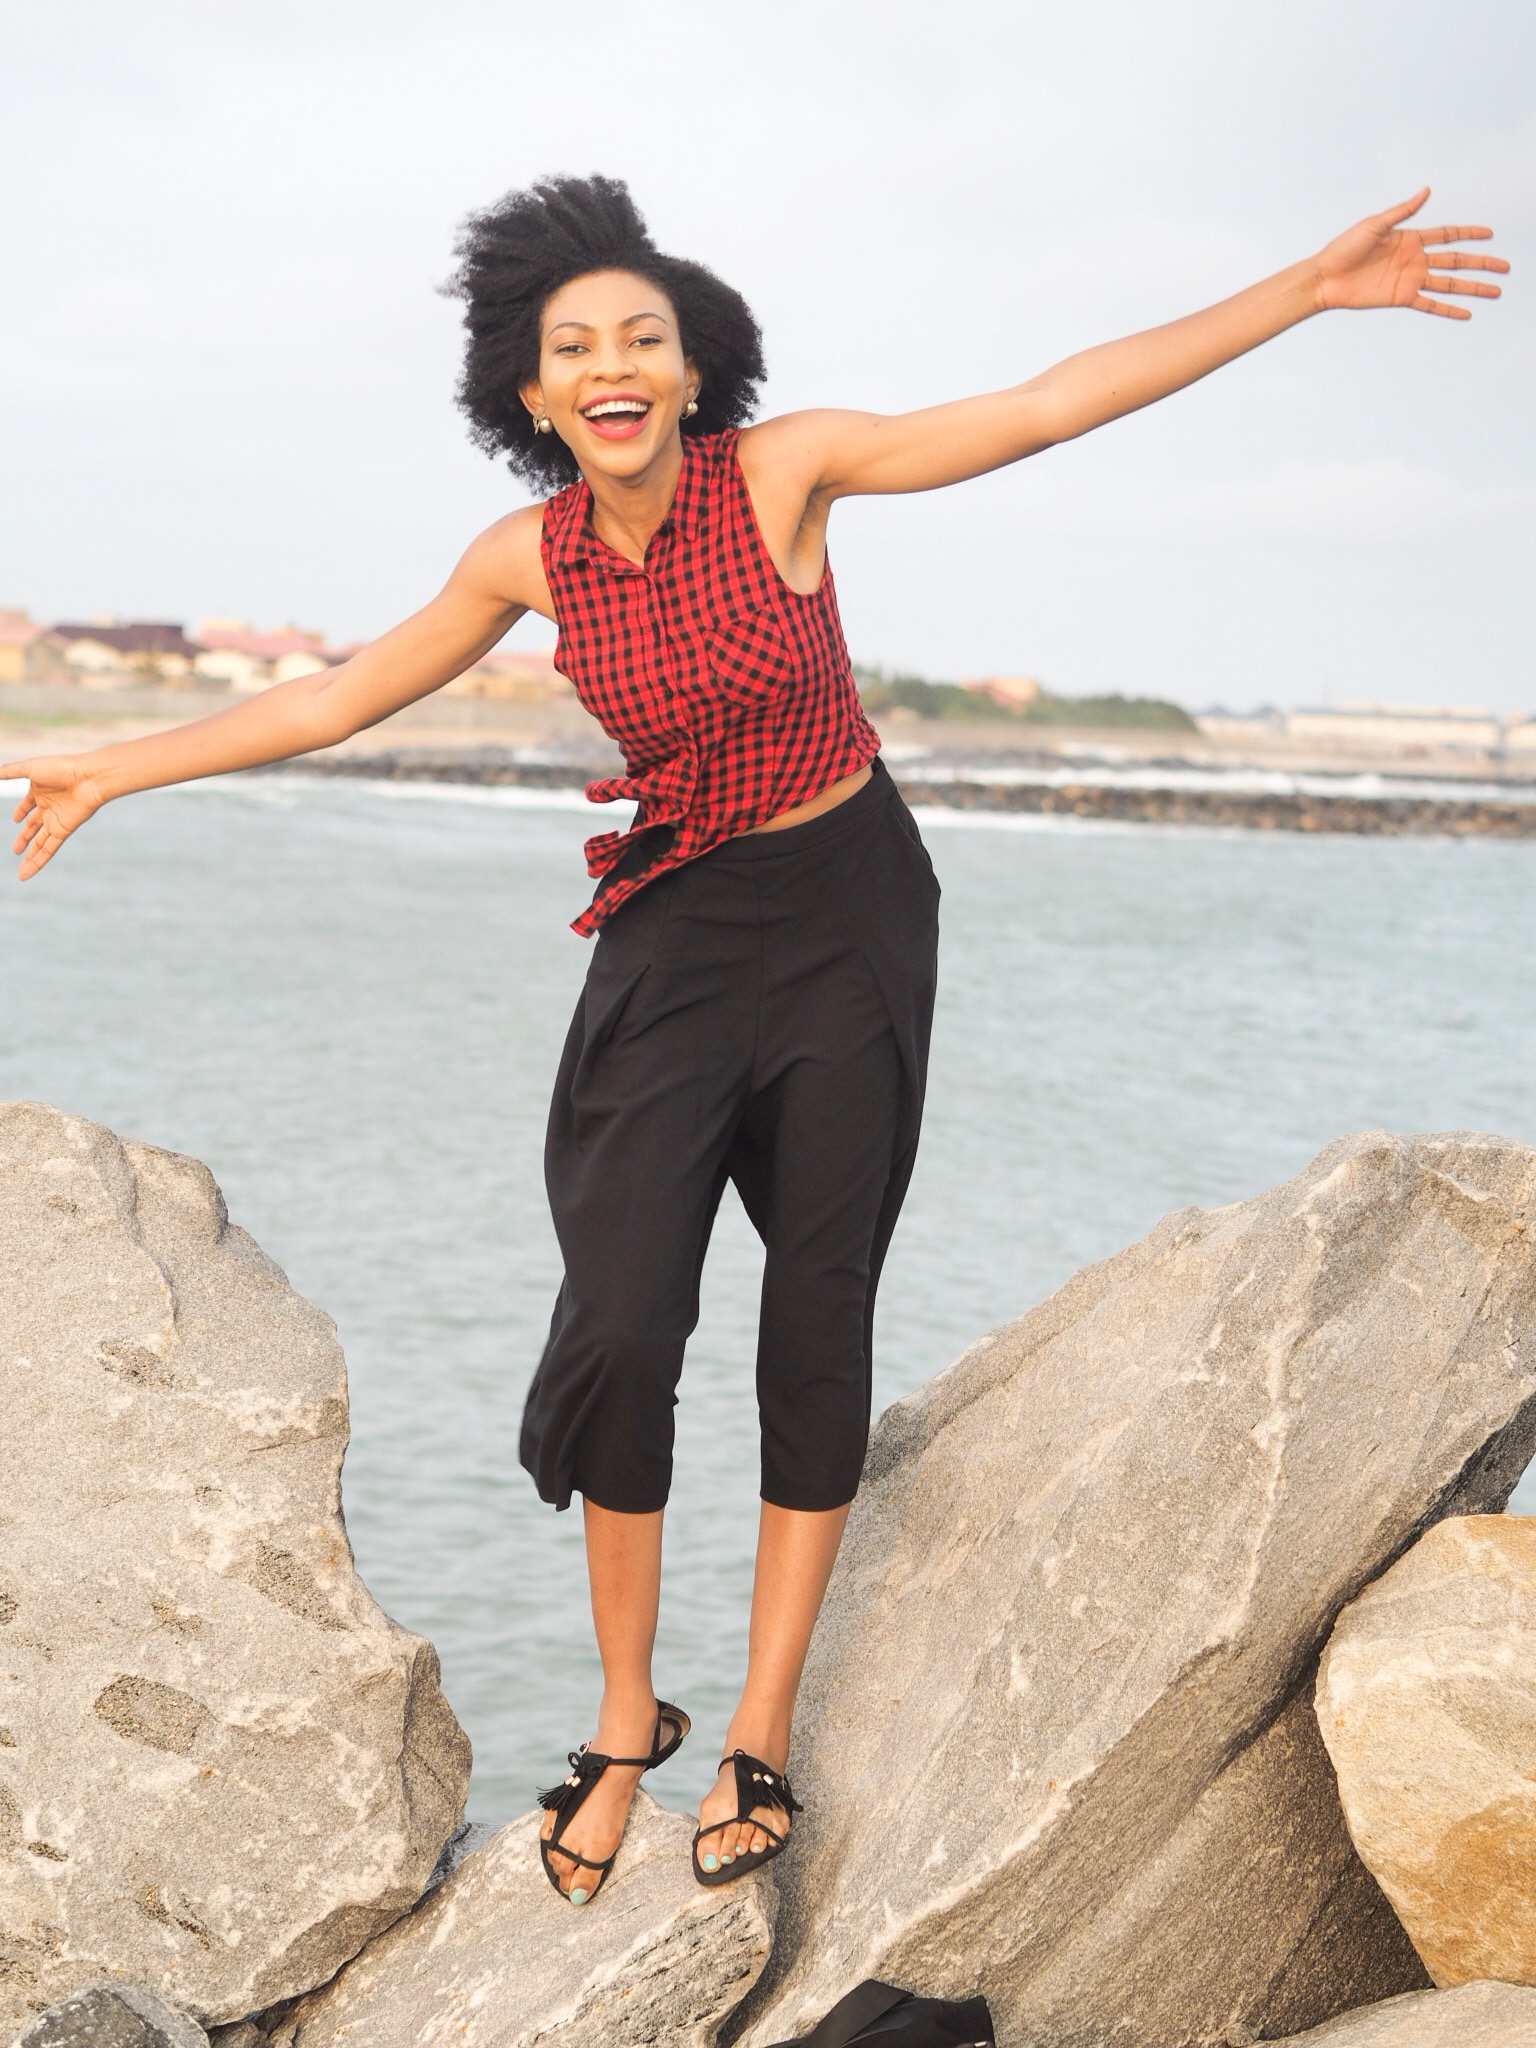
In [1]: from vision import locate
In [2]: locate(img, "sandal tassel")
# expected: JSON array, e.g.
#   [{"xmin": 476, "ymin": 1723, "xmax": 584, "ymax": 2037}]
[
  {"xmin": 537, "ymin": 1746, "xmax": 609, "ymax": 1820},
  {"xmin": 691, "ymin": 1746, "xmax": 805, "ymax": 1887},
  {"xmin": 730, "ymin": 1748, "xmax": 804, "ymax": 1817}
]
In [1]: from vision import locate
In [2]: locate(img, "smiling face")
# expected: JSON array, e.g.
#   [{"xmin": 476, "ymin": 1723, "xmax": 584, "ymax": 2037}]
[{"xmin": 521, "ymin": 268, "xmax": 699, "ymax": 479}]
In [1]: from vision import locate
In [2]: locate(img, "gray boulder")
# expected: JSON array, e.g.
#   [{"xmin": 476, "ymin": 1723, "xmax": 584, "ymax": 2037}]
[
  {"xmin": 1265, "ymin": 1979, "xmax": 1536, "ymax": 2044},
  {"xmin": 726, "ymin": 1131, "xmax": 1536, "ymax": 2048},
  {"xmin": 14, "ymin": 1982, "xmax": 208, "ymax": 2048},
  {"xmin": 261, "ymin": 1792, "xmax": 774, "ymax": 2048},
  {"xmin": 1317, "ymin": 1513, "xmax": 1536, "ymax": 1988},
  {"xmin": 0, "ymin": 1102, "xmax": 472, "ymax": 2039}
]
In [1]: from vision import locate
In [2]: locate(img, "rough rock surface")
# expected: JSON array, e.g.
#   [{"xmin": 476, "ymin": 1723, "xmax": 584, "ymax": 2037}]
[
  {"xmin": 1316, "ymin": 1513, "xmax": 1536, "ymax": 1988},
  {"xmin": 0, "ymin": 1102, "xmax": 472, "ymax": 2039},
  {"xmin": 261, "ymin": 1792, "xmax": 774, "ymax": 2048},
  {"xmin": 14, "ymin": 1981, "xmax": 209, "ymax": 2047},
  {"xmin": 1266, "ymin": 1978, "xmax": 1536, "ymax": 2044},
  {"xmin": 724, "ymin": 1130, "xmax": 1536, "ymax": 2048}
]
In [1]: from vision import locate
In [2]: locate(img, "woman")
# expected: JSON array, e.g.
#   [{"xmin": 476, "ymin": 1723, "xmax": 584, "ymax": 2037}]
[{"xmin": 4, "ymin": 174, "xmax": 1505, "ymax": 1909}]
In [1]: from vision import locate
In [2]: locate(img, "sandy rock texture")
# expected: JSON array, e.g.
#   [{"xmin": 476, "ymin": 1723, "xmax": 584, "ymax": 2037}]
[
  {"xmin": 0, "ymin": 1102, "xmax": 472, "ymax": 2040},
  {"xmin": 1316, "ymin": 1513, "xmax": 1536, "ymax": 1988},
  {"xmin": 1264, "ymin": 1978, "xmax": 1536, "ymax": 2044},
  {"xmin": 724, "ymin": 1130, "xmax": 1536, "ymax": 2048},
  {"xmin": 261, "ymin": 1792, "xmax": 775, "ymax": 2048}
]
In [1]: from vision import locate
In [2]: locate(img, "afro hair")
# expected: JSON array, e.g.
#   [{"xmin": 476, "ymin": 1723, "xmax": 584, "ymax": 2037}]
[{"xmin": 441, "ymin": 173, "xmax": 767, "ymax": 492}]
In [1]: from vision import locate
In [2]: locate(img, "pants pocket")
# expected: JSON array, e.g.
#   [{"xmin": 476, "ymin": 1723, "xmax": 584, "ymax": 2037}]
[{"xmin": 888, "ymin": 798, "xmax": 942, "ymax": 900}]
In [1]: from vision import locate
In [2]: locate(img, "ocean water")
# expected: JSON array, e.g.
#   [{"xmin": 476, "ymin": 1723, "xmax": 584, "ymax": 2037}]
[{"xmin": 3, "ymin": 768, "xmax": 1533, "ymax": 1824}]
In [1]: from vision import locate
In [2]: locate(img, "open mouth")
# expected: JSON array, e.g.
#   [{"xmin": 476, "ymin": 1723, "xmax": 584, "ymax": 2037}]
[{"xmin": 579, "ymin": 398, "xmax": 653, "ymax": 441}]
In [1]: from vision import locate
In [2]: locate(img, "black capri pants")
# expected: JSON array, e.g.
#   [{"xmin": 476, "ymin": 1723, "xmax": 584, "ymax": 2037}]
[{"xmin": 518, "ymin": 754, "xmax": 940, "ymax": 1515}]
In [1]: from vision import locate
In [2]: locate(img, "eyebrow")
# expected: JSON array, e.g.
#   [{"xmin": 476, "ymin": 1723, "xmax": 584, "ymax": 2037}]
[{"xmin": 546, "ymin": 312, "xmax": 672, "ymax": 335}]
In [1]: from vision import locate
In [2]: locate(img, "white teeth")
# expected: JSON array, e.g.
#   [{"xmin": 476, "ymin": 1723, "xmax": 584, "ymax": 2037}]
[{"xmin": 583, "ymin": 400, "xmax": 650, "ymax": 419}]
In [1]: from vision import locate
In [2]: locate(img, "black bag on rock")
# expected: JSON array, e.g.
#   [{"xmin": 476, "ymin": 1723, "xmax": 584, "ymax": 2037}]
[{"xmin": 762, "ymin": 1978, "xmax": 995, "ymax": 2047}]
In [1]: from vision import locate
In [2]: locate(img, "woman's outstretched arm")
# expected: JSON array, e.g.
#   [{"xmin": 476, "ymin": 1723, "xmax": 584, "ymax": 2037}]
[
  {"xmin": 751, "ymin": 187, "xmax": 1507, "ymax": 502},
  {"xmin": 3, "ymin": 505, "xmax": 544, "ymax": 880}
]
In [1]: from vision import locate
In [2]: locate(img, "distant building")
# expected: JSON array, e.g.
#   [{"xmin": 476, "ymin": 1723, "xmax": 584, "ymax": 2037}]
[
  {"xmin": 1194, "ymin": 708, "xmax": 1286, "ymax": 738},
  {"xmin": 959, "ymin": 675, "xmax": 1043, "ymax": 711},
  {"xmin": 52, "ymin": 621, "xmax": 201, "ymax": 683},
  {"xmin": 193, "ymin": 623, "xmax": 338, "ymax": 691},
  {"xmin": 0, "ymin": 611, "xmax": 64, "ymax": 683},
  {"xmin": 1284, "ymin": 705, "xmax": 1506, "ymax": 753},
  {"xmin": 193, "ymin": 645, "xmax": 269, "ymax": 690},
  {"xmin": 271, "ymin": 649, "xmax": 334, "ymax": 684},
  {"xmin": 443, "ymin": 650, "xmax": 571, "ymax": 700}
]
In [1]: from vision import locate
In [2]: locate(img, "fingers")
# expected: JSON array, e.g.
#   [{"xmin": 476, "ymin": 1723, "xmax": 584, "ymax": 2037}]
[
  {"xmin": 1423, "ymin": 249, "xmax": 1510, "ymax": 272},
  {"xmin": 1378, "ymin": 186, "xmax": 1431, "ymax": 226},
  {"xmin": 18, "ymin": 823, "xmax": 57, "ymax": 880},
  {"xmin": 1425, "ymin": 270, "xmax": 1504, "ymax": 298},
  {"xmin": 7, "ymin": 777, "xmax": 36, "ymax": 824},
  {"xmin": 1412, "ymin": 239, "xmax": 1507, "ymax": 316},
  {"xmin": 1418, "ymin": 224, "xmax": 1497, "ymax": 245}
]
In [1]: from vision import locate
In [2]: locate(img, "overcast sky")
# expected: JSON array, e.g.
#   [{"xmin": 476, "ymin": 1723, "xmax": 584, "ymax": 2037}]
[{"xmin": 4, "ymin": 0, "xmax": 1531, "ymax": 711}]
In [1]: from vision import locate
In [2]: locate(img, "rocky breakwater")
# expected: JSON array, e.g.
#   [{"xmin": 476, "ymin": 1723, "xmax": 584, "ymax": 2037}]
[
  {"xmin": 0, "ymin": 1101, "xmax": 472, "ymax": 2040},
  {"xmin": 1317, "ymin": 1512, "xmax": 1536, "ymax": 1990},
  {"xmin": 262, "ymin": 747, "xmax": 1536, "ymax": 841},
  {"xmin": 901, "ymin": 774, "xmax": 1536, "ymax": 839},
  {"xmin": 724, "ymin": 1129, "xmax": 1536, "ymax": 2048},
  {"xmin": 8, "ymin": 1118, "xmax": 1536, "ymax": 2048}
]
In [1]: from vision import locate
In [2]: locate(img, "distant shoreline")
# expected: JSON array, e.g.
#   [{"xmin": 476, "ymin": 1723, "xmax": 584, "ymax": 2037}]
[{"xmin": 6, "ymin": 679, "xmax": 1536, "ymax": 841}]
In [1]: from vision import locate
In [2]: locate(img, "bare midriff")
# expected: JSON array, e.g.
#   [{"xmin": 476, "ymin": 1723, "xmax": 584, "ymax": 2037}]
[{"xmin": 739, "ymin": 761, "xmax": 875, "ymax": 835}]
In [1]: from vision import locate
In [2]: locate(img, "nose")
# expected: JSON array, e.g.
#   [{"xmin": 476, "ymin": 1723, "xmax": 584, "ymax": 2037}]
[{"xmin": 587, "ymin": 338, "xmax": 636, "ymax": 381}]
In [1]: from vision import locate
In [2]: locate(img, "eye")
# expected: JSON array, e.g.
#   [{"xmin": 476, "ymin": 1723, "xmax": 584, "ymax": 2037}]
[
  {"xmin": 632, "ymin": 334, "xmax": 663, "ymax": 348},
  {"xmin": 554, "ymin": 342, "xmax": 587, "ymax": 356}
]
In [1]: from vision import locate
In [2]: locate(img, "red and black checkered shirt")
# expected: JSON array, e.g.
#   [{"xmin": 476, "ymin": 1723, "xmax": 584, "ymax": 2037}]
[{"xmin": 541, "ymin": 426, "xmax": 883, "ymax": 937}]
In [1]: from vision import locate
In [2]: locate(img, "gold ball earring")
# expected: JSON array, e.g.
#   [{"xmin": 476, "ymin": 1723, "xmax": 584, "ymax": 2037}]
[
  {"xmin": 532, "ymin": 413, "xmax": 552, "ymax": 435},
  {"xmin": 683, "ymin": 397, "xmax": 699, "ymax": 419}
]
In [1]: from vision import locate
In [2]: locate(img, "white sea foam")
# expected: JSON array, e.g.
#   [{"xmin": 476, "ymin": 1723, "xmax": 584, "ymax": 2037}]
[
  {"xmin": 895, "ymin": 759, "xmax": 1536, "ymax": 804},
  {"xmin": 168, "ymin": 770, "xmax": 624, "ymax": 819}
]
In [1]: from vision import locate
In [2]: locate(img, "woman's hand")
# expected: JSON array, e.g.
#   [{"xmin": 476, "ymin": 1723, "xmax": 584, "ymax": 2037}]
[
  {"xmin": 1315, "ymin": 187, "xmax": 1508, "ymax": 317},
  {"xmin": 2, "ymin": 755, "xmax": 110, "ymax": 880}
]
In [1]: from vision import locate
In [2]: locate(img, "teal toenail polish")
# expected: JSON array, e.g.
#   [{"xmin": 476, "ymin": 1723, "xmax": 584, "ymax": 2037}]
[
  {"xmin": 722, "ymin": 1851, "xmax": 734, "ymax": 1862},
  {"xmin": 569, "ymin": 1887, "xmax": 589, "ymax": 1904},
  {"xmin": 702, "ymin": 1853, "xmax": 719, "ymax": 1871}
]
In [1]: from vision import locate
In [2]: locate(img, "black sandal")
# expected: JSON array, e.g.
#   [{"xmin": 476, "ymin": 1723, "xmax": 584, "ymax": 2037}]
[
  {"xmin": 536, "ymin": 1697, "xmax": 690, "ymax": 1904},
  {"xmin": 691, "ymin": 1746, "xmax": 804, "ymax": 1885}
]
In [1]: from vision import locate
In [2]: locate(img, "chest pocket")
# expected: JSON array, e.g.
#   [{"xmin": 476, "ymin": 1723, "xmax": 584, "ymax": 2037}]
[{"xmin": 701, "ymin": 599, "xmax": 800, "ymax": 708}]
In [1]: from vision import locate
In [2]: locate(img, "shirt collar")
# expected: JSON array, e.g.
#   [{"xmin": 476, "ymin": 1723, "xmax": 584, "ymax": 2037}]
[{"xmin": 546, "ymin": 432, "xmax": 707, "ymax": 570}]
